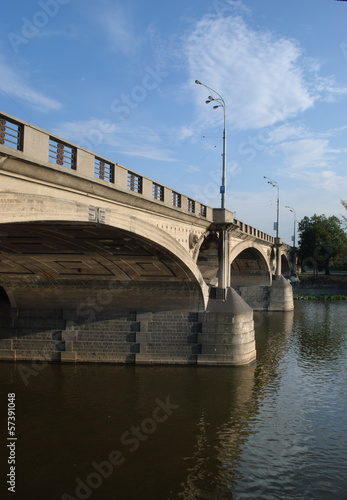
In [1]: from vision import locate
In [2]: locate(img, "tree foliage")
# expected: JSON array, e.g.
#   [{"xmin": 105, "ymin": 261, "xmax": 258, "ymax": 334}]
[
  {"xmin": 298, "ymin": 214, "xmax": 347, "ymax": 274},
  {"xmin": 341, "ymin": 200, "xmax": 347, "ymax": 230}
]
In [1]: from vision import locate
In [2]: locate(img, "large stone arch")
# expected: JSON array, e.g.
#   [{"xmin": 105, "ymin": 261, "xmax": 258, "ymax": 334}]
[
  {"xmin": 0, "ymin": 194, "xmax": 209, "ymax": 311},
  {"xmin": 230, "ymin": 242, "xmax": 271, "ymax": 287}
]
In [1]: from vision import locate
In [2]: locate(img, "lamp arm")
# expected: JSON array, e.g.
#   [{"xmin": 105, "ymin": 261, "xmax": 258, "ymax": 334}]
[{"xmin": 196, "ymin": 81, "xmax": 225, "ymax": 107}]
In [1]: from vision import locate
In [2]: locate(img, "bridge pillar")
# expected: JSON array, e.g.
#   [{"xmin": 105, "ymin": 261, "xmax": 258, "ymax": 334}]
[
  {"xmin": 198, "ymin": 287, "xmax": 256, "ymax": 365},
  {"xmin": 275, "ymin": 237, "xmax": 283, "ymax": 280},
  {"xmin": 213, "ymin": 208, "xmax": 235, "ymax": 300},
  {"xmin": 216, "ymin": 229, "xmax": 231, "ymax": 299},
  {"xmin": 268, "ymin": 276, "xmax": 294, "ymax": 311}
]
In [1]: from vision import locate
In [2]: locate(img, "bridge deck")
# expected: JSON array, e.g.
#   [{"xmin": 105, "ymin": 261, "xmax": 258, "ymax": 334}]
[{"xmin": 0, "ymin": 110, "xmax": 276, "ymax": 246}]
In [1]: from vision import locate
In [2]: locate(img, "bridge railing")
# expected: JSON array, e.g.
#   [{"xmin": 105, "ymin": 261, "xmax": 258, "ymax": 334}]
[
  {"xmin": 0, "ymin": 110, "xmax": 277, "ymax": 245},
  {"xmin": 234, "ymin": 219, "xmax": 274, "ymax": 244},
  {"xmin": 0, "ymin": 111, "xmax": 212, "ymax": 221}
]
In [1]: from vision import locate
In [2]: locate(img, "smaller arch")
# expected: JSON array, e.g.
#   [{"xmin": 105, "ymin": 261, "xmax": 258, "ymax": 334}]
[{"xmin": 230, "ymin": 242, "xmax": 271, "ymax": 287}]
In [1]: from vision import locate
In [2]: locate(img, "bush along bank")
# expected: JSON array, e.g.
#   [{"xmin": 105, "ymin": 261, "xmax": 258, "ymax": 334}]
[{"xmin": 294, "ymin": 294, "xmax": 347, "ymax": 301}]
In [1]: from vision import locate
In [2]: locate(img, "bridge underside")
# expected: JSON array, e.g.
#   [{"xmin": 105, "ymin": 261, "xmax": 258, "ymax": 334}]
[
  {"xmin": 230, "ymin": 248, "xmax": 271, "ymax": 287},
  {"xmin": 0, "ymin": 222, "xmax": 205, "ymax": 312},
  {"xmin": 196, "ymin": 234, "xmax": 272, "ymax": 289}
]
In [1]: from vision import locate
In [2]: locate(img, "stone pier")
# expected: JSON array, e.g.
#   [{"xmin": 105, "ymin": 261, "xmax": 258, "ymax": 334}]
[
  {"xmin": 198, "ymin": 287, "xmax": 256, "ymax": 365},
  {"xmin": 236, "ymin": 276, "xmax": 294, "ymax": 311}
]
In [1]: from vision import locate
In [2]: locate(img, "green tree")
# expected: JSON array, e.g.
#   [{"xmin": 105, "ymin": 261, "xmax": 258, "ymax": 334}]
[
  {"xmin": 341, "ymin": 200, "xmax": 347, "ymax": 230},
  {"xmin": 298, "ymin": 214, "xmax": 347, "ymax": 275}
]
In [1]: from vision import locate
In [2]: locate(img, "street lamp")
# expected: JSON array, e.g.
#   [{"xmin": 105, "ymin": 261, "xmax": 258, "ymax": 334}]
[
  {"xmin": 195, "ymin": 80, "xmax": 226, "ymax": 209},
  {"xmin": 285, "ymin": 205, "xmax": 297, "ymax": 275},
  {"xmin": 195, "ymin": 80, "xmax": 228, "ymax": 297},
  {"xmin": 264, "ymin": 176, "xmax": 281, "ymax": 278},
  {"xmin": 264, "ymin": 176, "xmax": 279, "ymax": 238}
]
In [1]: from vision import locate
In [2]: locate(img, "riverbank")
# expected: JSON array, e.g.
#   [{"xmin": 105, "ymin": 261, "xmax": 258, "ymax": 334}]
[{"xmin": 292, "ymin": 274, "xmax": 347, "ymax": 300}]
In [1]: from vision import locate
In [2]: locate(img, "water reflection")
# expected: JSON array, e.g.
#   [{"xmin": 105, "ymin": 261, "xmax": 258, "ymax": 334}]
[
  {"xmin": 293, "ymin": 301, "xmax": 347, "ymax": 367},
  {"xmin": 254, "ymin": 310, "xmax": 294, "ymax": 387},
  {"xmin": 233, "ymin": 302, "xmax": 347, "ymax": 500},
  {"xmin": 0, "ymin": 304, "xmax": 346, "ymax": 499},
  {"xmin": 172, "ymin": 311, "xmax": 294, "ymax": 499}
]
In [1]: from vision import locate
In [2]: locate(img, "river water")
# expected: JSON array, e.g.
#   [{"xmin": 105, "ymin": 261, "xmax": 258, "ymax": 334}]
[{"xmin": 0, "ymin": 301, "xmax": 346, "ymax": 500}]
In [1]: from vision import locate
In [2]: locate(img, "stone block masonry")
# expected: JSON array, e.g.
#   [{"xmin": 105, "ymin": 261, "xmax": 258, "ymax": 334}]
[
  {"xmin": 135, "ymin": 311, "xmax": 201, "ymax": 364},
  {"xmin": 0, "ymin": 303, "xmax": 256, "ymax": 366},
  {"xmin": 61, "ymin": 310, "xmax": 139, "ymax": 364},
  {"xmin": 0, "ymin": 309, "xmax": 202, "ymax": 365},
  {"xmin": 236, "ymin": 278, "xmax": 294, "ymax": 312}
]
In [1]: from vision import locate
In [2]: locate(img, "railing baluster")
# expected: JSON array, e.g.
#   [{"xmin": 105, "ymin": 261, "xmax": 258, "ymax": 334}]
[{"xmin": 0, "ymin": 115, "xmax": 23, "ymax": 150}]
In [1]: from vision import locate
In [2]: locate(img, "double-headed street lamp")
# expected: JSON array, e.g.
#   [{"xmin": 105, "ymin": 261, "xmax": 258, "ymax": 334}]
[
  {"xmin": 195, "ymin": 80, "xmax": 228, "ymax": 297},
  {"xmin": 264, "ymin": 176, "xmax": 281, "ymax": 278},
  {"xmin": 195, "ymin": 80, "xmax": 226, "ymax": 209},
  {"xmin": 264, "ymin": 176, "xmax": 279, "ymax": 238},
  {"xmin": 285, "ymin": 205, "xmax": 297, "ymax": 275}
]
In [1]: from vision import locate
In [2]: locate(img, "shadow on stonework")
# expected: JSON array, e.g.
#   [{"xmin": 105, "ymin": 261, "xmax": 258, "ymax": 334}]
[{"xmin": 0, "ymin": 286, "xmax": 11, "ymax": 317}]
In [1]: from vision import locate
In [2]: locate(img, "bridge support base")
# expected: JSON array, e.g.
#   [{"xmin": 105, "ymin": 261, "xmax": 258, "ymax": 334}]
[
  {"xmin": 235, "ymin": 276, "xmax": 294, "ymax": 311},
  {"xmin": 197, "ymin": 287, "xmax": 256, "ymax": 366},
  {"xmin": 0, "ymin": 291, "xmax": 258, "ymax": 367},
  {"xmin": 268, "ymin": 276, "xmax": 294, "ymax": 311}
]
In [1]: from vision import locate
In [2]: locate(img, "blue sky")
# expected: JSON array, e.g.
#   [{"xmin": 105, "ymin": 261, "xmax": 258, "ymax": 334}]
[{"xmin": 0, "ymin": 0, "xmax": 346, "ymax": 244}]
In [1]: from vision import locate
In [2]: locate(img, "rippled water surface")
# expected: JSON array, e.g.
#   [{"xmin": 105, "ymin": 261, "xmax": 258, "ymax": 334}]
[{"xmin": 0, "ymin": 301, "xmax": 346, "ymax": 499}]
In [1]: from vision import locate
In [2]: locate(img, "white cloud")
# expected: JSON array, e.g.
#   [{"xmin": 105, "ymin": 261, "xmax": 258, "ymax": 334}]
[
  {"xmin": 35, "ymin": 27, "xmax": 78, "ymax": 40},
  {"xmin": 118, "ymin": 146, "xmax": 178, "ymax": 162},
  {"xmin": 52, "ymin": 118, "xmax": 178, "ymax": 162},
  {"xmin": 0, "ymin": 55, "xmax": 62, "ymax": 112},
  {"xmin": 284, "ymin": 168, "xmax": 347, "ymax": 195},
  {"xmin": 326, "ymin": 125, "xmax": 347, "ymax": 135},
  {"xmin": 270, "ymin": 136, "xmax": 347, "ymax": 195},
  {"xmin": 51, "ymin": 118, "xmax": 120, "ymax": 150},
  {"xmin": 315, "ymin": 170, "xmax": 347, "ymax": 192},
  {"xmin": 177, "ymin": 126, "xmax": 195, "ymax": 141},
  {"xmin": 263, "ymin": 127, "xmax": 347, "ymax": 196},
  {"xmin": 274, "ymin": 138, "xmax": 337, "ymax": 170},
  {"xmin": 186, "ymin": 164, "xmax": 201, "ymax": 172},
  {"xmin": 311, "ymin": 75, "xmax": 347, "ymax": 103},
  {"xmin": 186, "ymin": 15, "xmax": 315, "ymax": 129},
  {"xmin": 96, "ymin": 3, "xmax": 142, "ymax": 55},
  {"xmin": 212, "ymin": 0, "xmax": 252, "ymax": 17},
  {"xmin": 269, "ymin": 123, "xmax": 308, "ymax": 144}
]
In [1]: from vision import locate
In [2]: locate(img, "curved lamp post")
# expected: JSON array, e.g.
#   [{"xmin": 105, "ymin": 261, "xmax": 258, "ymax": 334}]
[
  {"xmin": 285, "ymin": 205, "xmax": 297, "ymax": 275},
  {"xmin": 264, "ymin": 176, "xmax": 281, "ymax": 278},
  {"xmin": 195, "ymin": 80, "xmax": 228, "ymax": 297},
  {"xmin": 195, "ymin": 80, "xmax": 226, "ymax": 209}
]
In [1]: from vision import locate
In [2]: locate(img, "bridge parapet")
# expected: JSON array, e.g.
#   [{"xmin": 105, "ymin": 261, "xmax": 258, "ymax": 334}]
[
  {"xmin": 0, "ymin": 110, "xmax": 277, "ymax": 248},
  {"xmin": 0, "ymin": 111, "xmax": 212, "ymax": 222},
  {"xmin": 233, "ymin": 219, "xmax": 274, "ymax": 244}
]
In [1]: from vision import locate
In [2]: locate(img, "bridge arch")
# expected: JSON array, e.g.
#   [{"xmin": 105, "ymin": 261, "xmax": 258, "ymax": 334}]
[
  {"xmin": 0, "ymin": 194, "xmax": 209, "ymax": 311},
  {"xmin": 230, "ymin": 242, "xmax": 271, "ymax": 287}
]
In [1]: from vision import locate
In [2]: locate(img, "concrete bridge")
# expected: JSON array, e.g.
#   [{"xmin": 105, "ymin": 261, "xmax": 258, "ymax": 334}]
[{"xmin": 0, "ymin": 111, "xmax": 294, "ymax": 366}]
